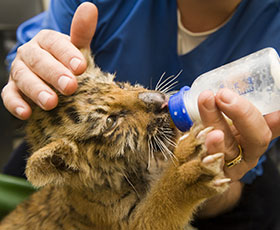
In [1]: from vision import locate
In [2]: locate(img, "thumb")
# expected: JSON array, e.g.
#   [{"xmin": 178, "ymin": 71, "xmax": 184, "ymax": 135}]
[{"xmin": 70, "ymin": 2, "xmax": 98, "ymax": 49}]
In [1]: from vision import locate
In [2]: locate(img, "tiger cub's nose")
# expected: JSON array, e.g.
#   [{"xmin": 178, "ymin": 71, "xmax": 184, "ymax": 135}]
[{"xmin": 138, "ymin": 92, "xmax": 168, "ymax": 113}]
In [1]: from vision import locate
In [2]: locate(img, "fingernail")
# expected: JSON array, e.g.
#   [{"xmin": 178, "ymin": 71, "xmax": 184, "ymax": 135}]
[
  {"xmin": 70, "ymin": 57, "xmax": 81, "ymax": 71},
  {"xmin": 58, "ymin": 76, "xmax": 71, "ymax": 91},
  {"xmin": 219, "ymin": 89, "xmax": 235, "ymax": 104},
  {"xmin": 15, "ymin": 107, "xmax": 25, "ymax": 117},
  {"xmin": 38, "ymin": 91, "xmax": 51, "ymax": 106}
]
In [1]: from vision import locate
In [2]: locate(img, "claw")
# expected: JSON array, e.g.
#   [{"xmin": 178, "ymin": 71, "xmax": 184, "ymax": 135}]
[
  {"xmin": 202, "ymin": 153, "xmax": 224, "ymax": 164},
  {"xmin": 214, "ymin": 178, "xmax": 231, "ymax": 186},
  {"xmin": 179, "ymin": 133, "xmax": 190, "ymax": 142},
  {"xmin": 197, "ymin": 126, "xmax": 214, "ymax": 139}
]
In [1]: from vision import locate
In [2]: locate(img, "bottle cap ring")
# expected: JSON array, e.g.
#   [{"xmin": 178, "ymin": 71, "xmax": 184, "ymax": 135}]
[{"xmin": 168, "ymin": 86, "xmax": 193, "ymax": 132}]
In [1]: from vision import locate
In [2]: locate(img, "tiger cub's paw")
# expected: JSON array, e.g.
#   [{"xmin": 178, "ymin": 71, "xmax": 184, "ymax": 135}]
[
  {"xmin": 201, "ymin": 152, "xmax": 230, "ymax": 194},
  {"xmin": 176, "ymin": 124, "xmax": 230, "ymax": 194},
  {"xmin": 175, "ymin": 124, "xmax": 213, "ymax": 163}
]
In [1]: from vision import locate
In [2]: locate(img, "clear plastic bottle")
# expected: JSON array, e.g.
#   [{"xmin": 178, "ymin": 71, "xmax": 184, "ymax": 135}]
[{"xmin": 168, "ymin": 47, "xmax": 280, "ymax": 131}]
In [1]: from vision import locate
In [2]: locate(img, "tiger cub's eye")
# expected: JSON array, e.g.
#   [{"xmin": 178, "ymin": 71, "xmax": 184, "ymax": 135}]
[{"xmin": 105, "ymin": 116, "xmax": 117, "ymax": 130}]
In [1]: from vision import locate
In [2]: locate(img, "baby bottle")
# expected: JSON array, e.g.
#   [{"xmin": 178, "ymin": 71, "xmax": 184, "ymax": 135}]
[{"xmin": 168, "ymin": 47, "xmax": 280, "ymax": 131}]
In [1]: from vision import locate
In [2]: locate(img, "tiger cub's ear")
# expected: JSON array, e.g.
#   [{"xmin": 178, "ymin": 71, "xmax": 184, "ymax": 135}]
[
  {"xmin": 80, "ymin": 48, "xmax": 95, "ymax": 69},
  {"xmin": 25, "ymin": 139, "xmax": 79, "ymax": 187},
  {"xmin": 79, "ymin": 48, "xmax": 115, "ymax": 83}
]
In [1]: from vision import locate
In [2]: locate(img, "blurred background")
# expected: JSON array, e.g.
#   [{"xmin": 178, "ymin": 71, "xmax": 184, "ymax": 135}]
[{"xmin": 0, "ymin": 0, "xmax": 50, "ymax": 171}]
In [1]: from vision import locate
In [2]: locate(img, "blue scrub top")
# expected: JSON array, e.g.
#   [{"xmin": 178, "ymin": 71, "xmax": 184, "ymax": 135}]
[
  {"xmin": 6, "ymin": 0, "xmax": 280, "ymax": 183},
  {"xmin": 8, "ymin": 0, "xmax": 280, "ymax": 88}
]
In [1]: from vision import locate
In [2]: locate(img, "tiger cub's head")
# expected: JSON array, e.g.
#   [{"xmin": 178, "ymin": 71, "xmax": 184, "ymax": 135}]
[{"xmin": 25, "ymin": 49, "xmax": 179, "ymax": 189}]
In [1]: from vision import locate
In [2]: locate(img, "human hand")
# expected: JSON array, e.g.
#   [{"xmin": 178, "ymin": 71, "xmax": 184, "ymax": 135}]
[
  {"xmin": 1, "ymin": 2, "xmax": 98, "ymax": 120},
  {"xmin": 198, "ymin": 88, "xmax": 272, "ymax": 181},
  {"xmin": 195, "ymin": 88, "xmax": 274, "ymax": 217}
]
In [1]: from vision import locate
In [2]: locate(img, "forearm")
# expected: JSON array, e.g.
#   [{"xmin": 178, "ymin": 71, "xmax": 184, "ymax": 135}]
[{"xmin": 197, "ymin": 181, "xmax": 244, "ymax": 218}]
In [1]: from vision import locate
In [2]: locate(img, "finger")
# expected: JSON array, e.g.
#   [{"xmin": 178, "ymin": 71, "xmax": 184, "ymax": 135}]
[
  {"xmin": 198, "ymin": 90, "xmax": 249, "ymax": 180},
  {"xmin": 205, "ymin": 129, "xmax": 225, "ymax": 155},
  {"xmin": 264, "ymin": 111, "xmax": 280, "ymax": 139},
  {"xmin": 1, "ymin": 81, "xmax": 32, "ymax": 120},
  {"xmin": 18, "ymin": 42, "xmax": 78, "ymax": 95},
  {"xmin": 34, "ymin": 30, "xmax": 87, "ymax": 75},
  {"xmin": 198, "ymin": 90, "xmax": 237, "ymax": 160},
  {"xmin": 10, "ymin": 60, "xmax": 58, "ymax": 111},
  {"xmin": 215, "ymin": 88, "xmax": 271, "ymax": 162},
  {"xmin": 204, "ymin": 129, "xmax": 248, "ymax": 180},
  {"xmin": 70, "ymin": 2, "xmax": 98, "ymax": 49}
]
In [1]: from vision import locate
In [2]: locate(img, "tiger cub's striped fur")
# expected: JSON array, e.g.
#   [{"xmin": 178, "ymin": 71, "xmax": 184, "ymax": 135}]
[{"xmin": 0, "ymin": 49, "xmax": 229, "ymax": 230}]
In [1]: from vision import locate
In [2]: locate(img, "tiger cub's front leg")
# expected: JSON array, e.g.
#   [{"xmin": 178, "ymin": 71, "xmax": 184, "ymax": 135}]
[{"xmin": 130, "ymin": 125, "xmax": 230, "ymax": 230}]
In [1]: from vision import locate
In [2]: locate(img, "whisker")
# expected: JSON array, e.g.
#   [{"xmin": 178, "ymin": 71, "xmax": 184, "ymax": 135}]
[
  {"xmin": 156, "ymin": 133, "xmax": 176, "ymax": 155},
  {"xmin": 147, "ymin": 138, "xmax": 151, "ymax": 169},
  {"xmin": 157, "ymin": 75, "xmax": 177, "ymax": 92},
  {"xmin": 155, "ymin": 135, "xmax": 177, "ymax": 164},
  {"xmin": 157, "ymin": 129, "xmax": 177, "ymax": 147},
  {"xmin": 150, "ymin": 136, "xmax": 155, "ymax": 156},
  {"xmin": 158, "ymin": 127, "xmax": 176, "ymax": 136},
  {"xmin": 161, "ymin": 134, "xmax": 177, "ymax": 147},
  {"xmin": 156, "ymin": 135, "xmax": 176, "ymax": 160},
  {"xmin": 156, "ymin": 74, "xmax": 178, "ymax": 92},
  {"xmin": 157, "ymin": 70, "xmax": 182, "ymax": 93},
  {"xmin": 160, "ymin": 81, "xmax": 179, "ymax": 94},
  {"xmin": 155, "ymin": 72, "xmax": 166, "ymax": 91},
  {"xmin": 165, "ymin": 90, "xmax": 178, "ymax": 96},
  {"xmin": 154, "ymin": 136, "xmax": 168, "ymax": 160},
  {"xmin": 156, "ymin": 74, "xmax": 174, "ymax": 91},
  {"xmin": 147, "ymin": 136, "xmax": 154, "ymax": 169},
  {"xmin": 123, "ymin": 173, "xmax": 140, "ymax": 198},
  {"xmin": 159, "ymin": 129, "xmax": 174, "ymax": 134}
]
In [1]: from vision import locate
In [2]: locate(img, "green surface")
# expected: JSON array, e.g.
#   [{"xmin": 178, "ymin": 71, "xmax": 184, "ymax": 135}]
[{"xmin": 0, "ymin": 173, "xmax": 36, "ymax": 219}]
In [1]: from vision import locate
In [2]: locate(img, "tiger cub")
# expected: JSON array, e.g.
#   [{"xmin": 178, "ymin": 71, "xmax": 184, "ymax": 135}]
[{"xmin": 0, "ymin": 49, "xmax": 229, "ymax": 230}]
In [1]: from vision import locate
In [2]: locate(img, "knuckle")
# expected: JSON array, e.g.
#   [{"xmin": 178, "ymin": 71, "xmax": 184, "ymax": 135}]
[
  {"xmin": 15, "ymin": 43, "xmax": 42, "ymax": 71},
  {"xmin": 37, "ymin": 29, "xmax": 52, "ymax": 39},
  {"xmin": 10, "ymin": 64, "xmax": 26, "ymax": 82},
  {"xmin": 227, "ymin": 139, "xmax": 238, "ymax": 155},
  {"xmin": 41, "ymin": 31, "xmax": 71, "ymax": 58},
  {"xmin": 40, "ymin": 30, "xmax": 62, "ymax": 51},
  {"xmin": 258, "ymin": 129, "xmax": 272, "ymax": 149},
  {"xmin": 23, "ymin": 83, "xmax": 36, "ymax": 97},
  {"xmin": 1, "ymin": 85, "xmax": 15, "ymax": 110},
  {"xmin": 17, "ymin": 40, "xmax": 33, "ymax": 57},
  {"xmin": 16, "ymin": 45, "xmax": 24, "ymax": 56},
  {"xmin": 1, "ymin": 84, "xmax": 8, "ymax": 100},
  {"xmin": 238, "ymin": 104, "xmax": 253, "ymax": 118},
  {"xmin": 48, "ymin": 69, "xmax": 62, "ymax": 86},
  {"xmin": 28, "ymin": 51, "xmax": 41, "ymax": 69}
]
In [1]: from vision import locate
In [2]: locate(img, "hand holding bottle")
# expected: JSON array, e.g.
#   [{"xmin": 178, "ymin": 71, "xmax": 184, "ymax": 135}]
[
  {"xmin": 169, "ymin": 48, "xmax": 280, "ymax": 180},
  {"xmin": 199, "ymin": 89, "xmax": 272, "ymax": 181}
]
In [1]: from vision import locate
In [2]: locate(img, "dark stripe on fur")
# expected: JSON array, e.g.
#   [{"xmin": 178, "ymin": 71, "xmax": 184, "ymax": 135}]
[{"xmin": 65, "ymin": 106, "xmax": 81, "ymax": 124}]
